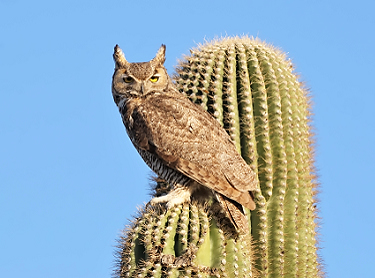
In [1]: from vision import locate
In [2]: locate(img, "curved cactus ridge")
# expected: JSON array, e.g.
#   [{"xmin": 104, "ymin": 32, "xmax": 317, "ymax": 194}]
[{"xmin": 115, "ymin": 36, "xmax": 322, "ymax": 278}]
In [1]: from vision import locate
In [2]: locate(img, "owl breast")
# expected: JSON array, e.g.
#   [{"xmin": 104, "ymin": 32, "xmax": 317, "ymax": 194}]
[
  {"xmin": 137, "ymin": 148, "xmax": 191, "ymax": 187},
  {"xmin": 119, "ymin": 96, "xmax": 191, "ymax": 188}
]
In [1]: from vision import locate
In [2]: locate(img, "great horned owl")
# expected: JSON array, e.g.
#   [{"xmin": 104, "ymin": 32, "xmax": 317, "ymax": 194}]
[{"xmin": 111, "ymin": 44, "xmax": 257, "ymax": 234}]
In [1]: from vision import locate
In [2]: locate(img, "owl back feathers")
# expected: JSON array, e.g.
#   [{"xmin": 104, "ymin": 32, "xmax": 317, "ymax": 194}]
[{"xmin": 125, "ymin": 91, "xmax": 257, "ymax": 211}]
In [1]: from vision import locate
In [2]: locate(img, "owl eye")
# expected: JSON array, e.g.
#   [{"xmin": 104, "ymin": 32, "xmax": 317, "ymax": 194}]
[
  {"xmin": 123, "ymin": 76, "xmax": 133, "ymax": 83},
  {"xmin": 150, "ymin": 76, "xmax": 159, "ymax": 83}
]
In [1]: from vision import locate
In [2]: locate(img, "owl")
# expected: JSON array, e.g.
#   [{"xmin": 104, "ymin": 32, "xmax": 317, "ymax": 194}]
[{"xmin": 111, "ymin": 44, "xmax": 257, "ymax": 234}]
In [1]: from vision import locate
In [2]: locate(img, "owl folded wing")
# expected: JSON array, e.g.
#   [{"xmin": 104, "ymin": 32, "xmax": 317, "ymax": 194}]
[
  {"xmin": 154, "ymin": 149, "xmax": 256, "ymax": 211},
  {"xmin": 133, "ymin": 94, "xmax": 257, "ymax": 210}
]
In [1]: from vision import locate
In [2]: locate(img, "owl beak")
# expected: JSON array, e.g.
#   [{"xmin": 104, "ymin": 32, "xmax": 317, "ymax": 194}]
[{"xmin": 141, "ymin": 82, "xmax": 145, "ymax": 94}]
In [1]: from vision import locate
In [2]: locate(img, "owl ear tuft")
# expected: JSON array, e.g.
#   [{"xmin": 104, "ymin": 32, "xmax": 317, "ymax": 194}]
[
  {"xmin": 113, "ymin": 45, "xmax": 130, "ymax": 69},
  {"xmin": 152, "ymin": 44, "xmax": 166, "ymax": 66}
]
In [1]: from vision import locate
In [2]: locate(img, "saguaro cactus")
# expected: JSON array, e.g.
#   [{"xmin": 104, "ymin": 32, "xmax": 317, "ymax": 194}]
[{"xmin": 115, "ymin": 36, "xmax": 322, "ymax": 278}]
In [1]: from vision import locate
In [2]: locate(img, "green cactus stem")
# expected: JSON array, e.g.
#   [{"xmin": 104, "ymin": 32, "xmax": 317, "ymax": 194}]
[
  {"xmin": 115, "ymin": 36, "xmax": 322, "ymax": 278},
  {"xmin": 116, "ymin": 201, "xmax": 254, "ymax": 278}
]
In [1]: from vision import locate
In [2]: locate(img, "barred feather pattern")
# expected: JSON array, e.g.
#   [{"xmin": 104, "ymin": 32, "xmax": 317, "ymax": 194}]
[{"xmin": 137, "ymin": 148, "xmax": 191, "ymax": 188}]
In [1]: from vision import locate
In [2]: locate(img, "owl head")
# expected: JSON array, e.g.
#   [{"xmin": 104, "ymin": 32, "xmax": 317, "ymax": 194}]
[{"xmin": 112, "ymin": 44, "xmax": 173, "ymax": 106}]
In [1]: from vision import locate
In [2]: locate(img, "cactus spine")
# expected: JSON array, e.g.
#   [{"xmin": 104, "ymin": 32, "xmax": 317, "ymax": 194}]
[{"xmin": 115, "ymin": 36, "xmax": 322, "ymax": 278}]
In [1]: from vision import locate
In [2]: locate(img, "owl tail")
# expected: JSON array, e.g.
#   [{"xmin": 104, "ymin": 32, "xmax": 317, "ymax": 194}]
[{"xmin": 215, "ymin": 193, "xmax": 249, "ymax": 234}]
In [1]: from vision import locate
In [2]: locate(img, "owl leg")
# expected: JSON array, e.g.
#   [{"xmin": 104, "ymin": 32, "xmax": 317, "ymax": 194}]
[{"xmin": 150, "ymin": 181, "xmax": 200, "ymax": 209}]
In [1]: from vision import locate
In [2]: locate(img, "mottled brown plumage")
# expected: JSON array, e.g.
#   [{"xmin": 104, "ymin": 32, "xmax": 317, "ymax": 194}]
[{"xmin": 111, "ymin": 44, "xmax": 257, "ymax": 233}]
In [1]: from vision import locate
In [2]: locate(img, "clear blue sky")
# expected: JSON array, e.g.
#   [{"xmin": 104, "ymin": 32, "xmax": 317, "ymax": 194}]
[{"xmin": 1, "ymin": 1, "xmax": 374, "ymax": 277}]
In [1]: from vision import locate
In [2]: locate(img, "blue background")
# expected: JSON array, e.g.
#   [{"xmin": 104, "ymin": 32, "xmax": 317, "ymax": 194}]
[{"xmin": 1, "ymin": 1, "xmax": 374, "ymax": 277}]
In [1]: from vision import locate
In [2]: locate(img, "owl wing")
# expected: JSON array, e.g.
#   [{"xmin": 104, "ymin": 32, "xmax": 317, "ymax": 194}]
[
  {"xmin": 134, "ymin": 92, "xmax": 257, "ymax": 210},
  {"xmin": 215, "ymin": 193, "xmax": 250, "ymax": 234}
]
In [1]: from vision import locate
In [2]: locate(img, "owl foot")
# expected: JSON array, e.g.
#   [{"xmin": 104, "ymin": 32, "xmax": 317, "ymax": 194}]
[
  {"xmin": 150, "ymin": 187, "xmax": 191, "ymax": 209},
  {"xmin": 150, "ymin": 182, "xmax": 200, "ymax": 209}
]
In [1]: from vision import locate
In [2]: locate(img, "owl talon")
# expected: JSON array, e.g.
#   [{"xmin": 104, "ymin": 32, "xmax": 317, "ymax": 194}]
[{"xmin": 150, "ymin": 185, "xmax": 196, "ymax": 209}]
